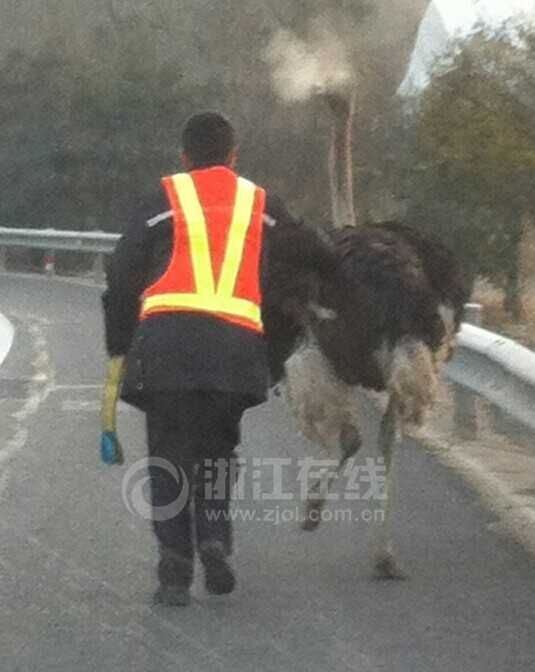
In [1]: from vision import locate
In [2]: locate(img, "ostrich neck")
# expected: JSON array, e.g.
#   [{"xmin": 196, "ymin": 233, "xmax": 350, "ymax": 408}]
[{"xmin": 328, "ymin": 99, "xmax": 358, "ymax": 229}]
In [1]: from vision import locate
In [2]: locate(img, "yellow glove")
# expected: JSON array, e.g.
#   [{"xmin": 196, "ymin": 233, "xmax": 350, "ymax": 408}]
[{"xmin": 100, "ymin": 356, "xmax": 126, "ymax": 465}]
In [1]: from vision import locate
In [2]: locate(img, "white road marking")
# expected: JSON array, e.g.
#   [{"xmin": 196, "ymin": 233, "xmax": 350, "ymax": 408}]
[
  {"xmin": 0, "ymin": 312, "xmax": 14, "ymax": 366},
  {"xmin": 59, "ymin": 399, "xmax": 133, "ymax": 413},
  {"xmin": 411, "ymin": 425, "xmax": 535, "ymax": 559},
  {"xmin": 61, "ymin": 400, "xmax": 102, "ymax": 412},
  {"xmin": 368, "ymin": 389, "xmax": 535, "ymax": 559},
  {"xmin": 52, "ymin": 384, "xmax": 103, "ymax": 391},
  {"xmin": 0, "ymin": 318, "xmax": 55, "ymax": 495}
]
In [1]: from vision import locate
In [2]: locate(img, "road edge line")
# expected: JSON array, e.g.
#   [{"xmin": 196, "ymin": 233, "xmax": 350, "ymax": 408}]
[
  {"xmin": 409, "ymin": 425, "xmax": 535, "ymax": 559},
  {"xmin": 0, "ymin": 312, "xmax": 15, "ymax": 367}
]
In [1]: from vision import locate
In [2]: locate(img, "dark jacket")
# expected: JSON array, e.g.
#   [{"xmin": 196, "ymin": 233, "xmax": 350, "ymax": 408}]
[{"xmin": 102, "ymin": 169, "xmax": 337, "ymax": 411}]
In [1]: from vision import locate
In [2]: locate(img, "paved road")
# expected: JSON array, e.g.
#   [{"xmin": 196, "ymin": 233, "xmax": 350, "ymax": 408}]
[{"xmin": 1, "ymin": 274, "xmax": 534, "ymax": 672}]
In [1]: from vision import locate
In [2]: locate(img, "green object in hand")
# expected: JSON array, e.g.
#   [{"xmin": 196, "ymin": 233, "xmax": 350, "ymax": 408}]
[{"xmin": 100, "ymin": 356, "xmax": 126, "ymax": 466}]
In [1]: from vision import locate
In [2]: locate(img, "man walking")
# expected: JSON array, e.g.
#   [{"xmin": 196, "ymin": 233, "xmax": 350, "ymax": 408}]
[{"xmin": 102, "ymin": 112, "xmax": 336, "ymax": 606}]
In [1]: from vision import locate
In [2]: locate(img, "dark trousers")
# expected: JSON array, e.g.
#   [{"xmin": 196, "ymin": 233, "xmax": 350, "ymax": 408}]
[{"xmin": 146, "ymin": 391, "xmax": 245, "ymax": 588}]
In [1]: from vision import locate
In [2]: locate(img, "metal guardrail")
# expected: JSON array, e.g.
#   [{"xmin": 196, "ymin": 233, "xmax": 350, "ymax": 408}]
[
  {"xmin": 1, "ymin": 226, "xmax": 534, "ymax": 437},
  {"xmin": 0, "ymin": 226, "xmax": 119, "ymax": 253},
  {"xmin": 446, "ymin": 323, "xmax": 535, "ymax": 436},
  {"xmin": 0, "ymin": 226, "xmax": 120, "ymax": 277}
]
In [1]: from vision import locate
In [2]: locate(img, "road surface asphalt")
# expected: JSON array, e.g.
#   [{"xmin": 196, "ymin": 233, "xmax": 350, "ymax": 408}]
[{"xmin": 1, "ymin": 273, "xmax": 534, "ymax": 672}]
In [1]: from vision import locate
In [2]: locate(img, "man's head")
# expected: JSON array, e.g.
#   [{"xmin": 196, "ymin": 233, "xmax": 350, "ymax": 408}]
[{"xmin": 181, "ymin": 112, "xmax": 237, "ymax": 170}]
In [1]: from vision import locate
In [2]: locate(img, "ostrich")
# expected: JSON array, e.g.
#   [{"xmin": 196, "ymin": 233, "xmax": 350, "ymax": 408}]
[{"xmin": 263, "ymin": 89, "xmax": 470, "ymax": 578}]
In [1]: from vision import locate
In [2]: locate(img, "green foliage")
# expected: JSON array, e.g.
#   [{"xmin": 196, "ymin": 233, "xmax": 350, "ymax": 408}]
[
  {"xmin": 405, "ymin": 22, "xmax": 535, "ymax": 309},
  {"xmin": 418, "ymin": 26, "xmax": 535, "ymax": 208},
  {"xmin": 0, "ymin": 3, "xmax": 329, "ymax": 234},
  {"xmin": 0, "ymin": 0, "xmax": 429, "ymax": 241}
]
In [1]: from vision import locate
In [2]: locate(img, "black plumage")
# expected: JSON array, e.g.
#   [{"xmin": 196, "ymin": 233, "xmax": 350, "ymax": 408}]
[{"xmin": 264, "ymin": 220, "xmax": 471, "ymax": 391}]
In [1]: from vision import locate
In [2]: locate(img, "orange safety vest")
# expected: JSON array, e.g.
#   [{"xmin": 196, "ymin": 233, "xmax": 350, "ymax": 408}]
[{"xmin": 140, "ymin": 167, "xmax": 265, "ymax": 333}]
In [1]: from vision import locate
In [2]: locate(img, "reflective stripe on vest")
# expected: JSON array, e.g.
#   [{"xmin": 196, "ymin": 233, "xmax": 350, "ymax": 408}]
[{"xmin": 141, "ymin": 173, "xmax": 263, "ymax": 331}]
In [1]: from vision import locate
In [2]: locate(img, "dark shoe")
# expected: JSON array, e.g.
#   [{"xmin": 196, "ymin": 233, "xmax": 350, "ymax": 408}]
[
  {"xmin": 200, "ymin": 542, "xmax": 236, "ymax": 595},
  {"xmin": 157, "ymin": 545, "xmax": 194, "ymax": 588},
  {"xmin": 153, "ymin": 585, "xmax": 191, "ymax": 607}
]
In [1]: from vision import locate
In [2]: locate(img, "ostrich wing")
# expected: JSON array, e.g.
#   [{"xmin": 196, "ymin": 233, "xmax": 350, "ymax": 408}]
[{"xmin": 311, "ymin": 223, "xmax": 471, "ymax": 389}]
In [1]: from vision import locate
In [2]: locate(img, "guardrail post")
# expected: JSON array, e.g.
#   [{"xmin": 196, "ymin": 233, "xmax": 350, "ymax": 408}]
[
  {"xmin": 464, "ymin": 303, "xmax": 482, "ymax": 326},
  {"xmin": 93, "ymin": 252, "xmax": 106, "ymax": 283},
  {"xmin": 0, "ymin": 247, "xmax": 6, "ymax": 272},
  {"xmin": 44, "ymin": 250, "xmax": 56, "ymax": 276},
  {"xmin": 453, "ymin": 303, "xmax": 482, "ymax": 440}
]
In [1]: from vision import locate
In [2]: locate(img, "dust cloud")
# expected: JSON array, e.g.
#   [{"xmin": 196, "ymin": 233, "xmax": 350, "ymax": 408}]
[{"xmin": 265, "ymin": 18, "xmax": 354, "ymax": 104}]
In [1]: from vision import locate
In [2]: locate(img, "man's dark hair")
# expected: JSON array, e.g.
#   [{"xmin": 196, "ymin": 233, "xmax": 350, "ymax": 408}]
[{"xmin": 181, "ymin": 112, "xmax": 236, "ymax": 168}]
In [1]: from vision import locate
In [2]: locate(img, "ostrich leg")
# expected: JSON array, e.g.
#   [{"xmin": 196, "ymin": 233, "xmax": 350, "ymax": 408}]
[
  {"xmin": 302, "ymin": 422, "xmax": 362, "ymax": 531},
  {"xmin": 372, "ymin": 398, "xmax": 404, "ymax": 579}
]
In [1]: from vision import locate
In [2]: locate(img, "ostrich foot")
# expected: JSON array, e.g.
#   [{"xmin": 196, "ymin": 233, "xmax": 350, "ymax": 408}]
[
  {"xmin": 301, "ymin": 501, "xmax": 324, "ymax": 531},
  {"xmin": 373, "ymin": 552, "xmax": 405, "ymax": 581}
]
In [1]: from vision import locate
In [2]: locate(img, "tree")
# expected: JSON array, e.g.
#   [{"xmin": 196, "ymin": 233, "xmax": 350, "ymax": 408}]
[
  {"xmin": 409, "ymin": 23, "xmax": 535, "ymax": 319},
  {"xmin": 0, "ymin": 0, "xmax": 430, "ymax": 241}
]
